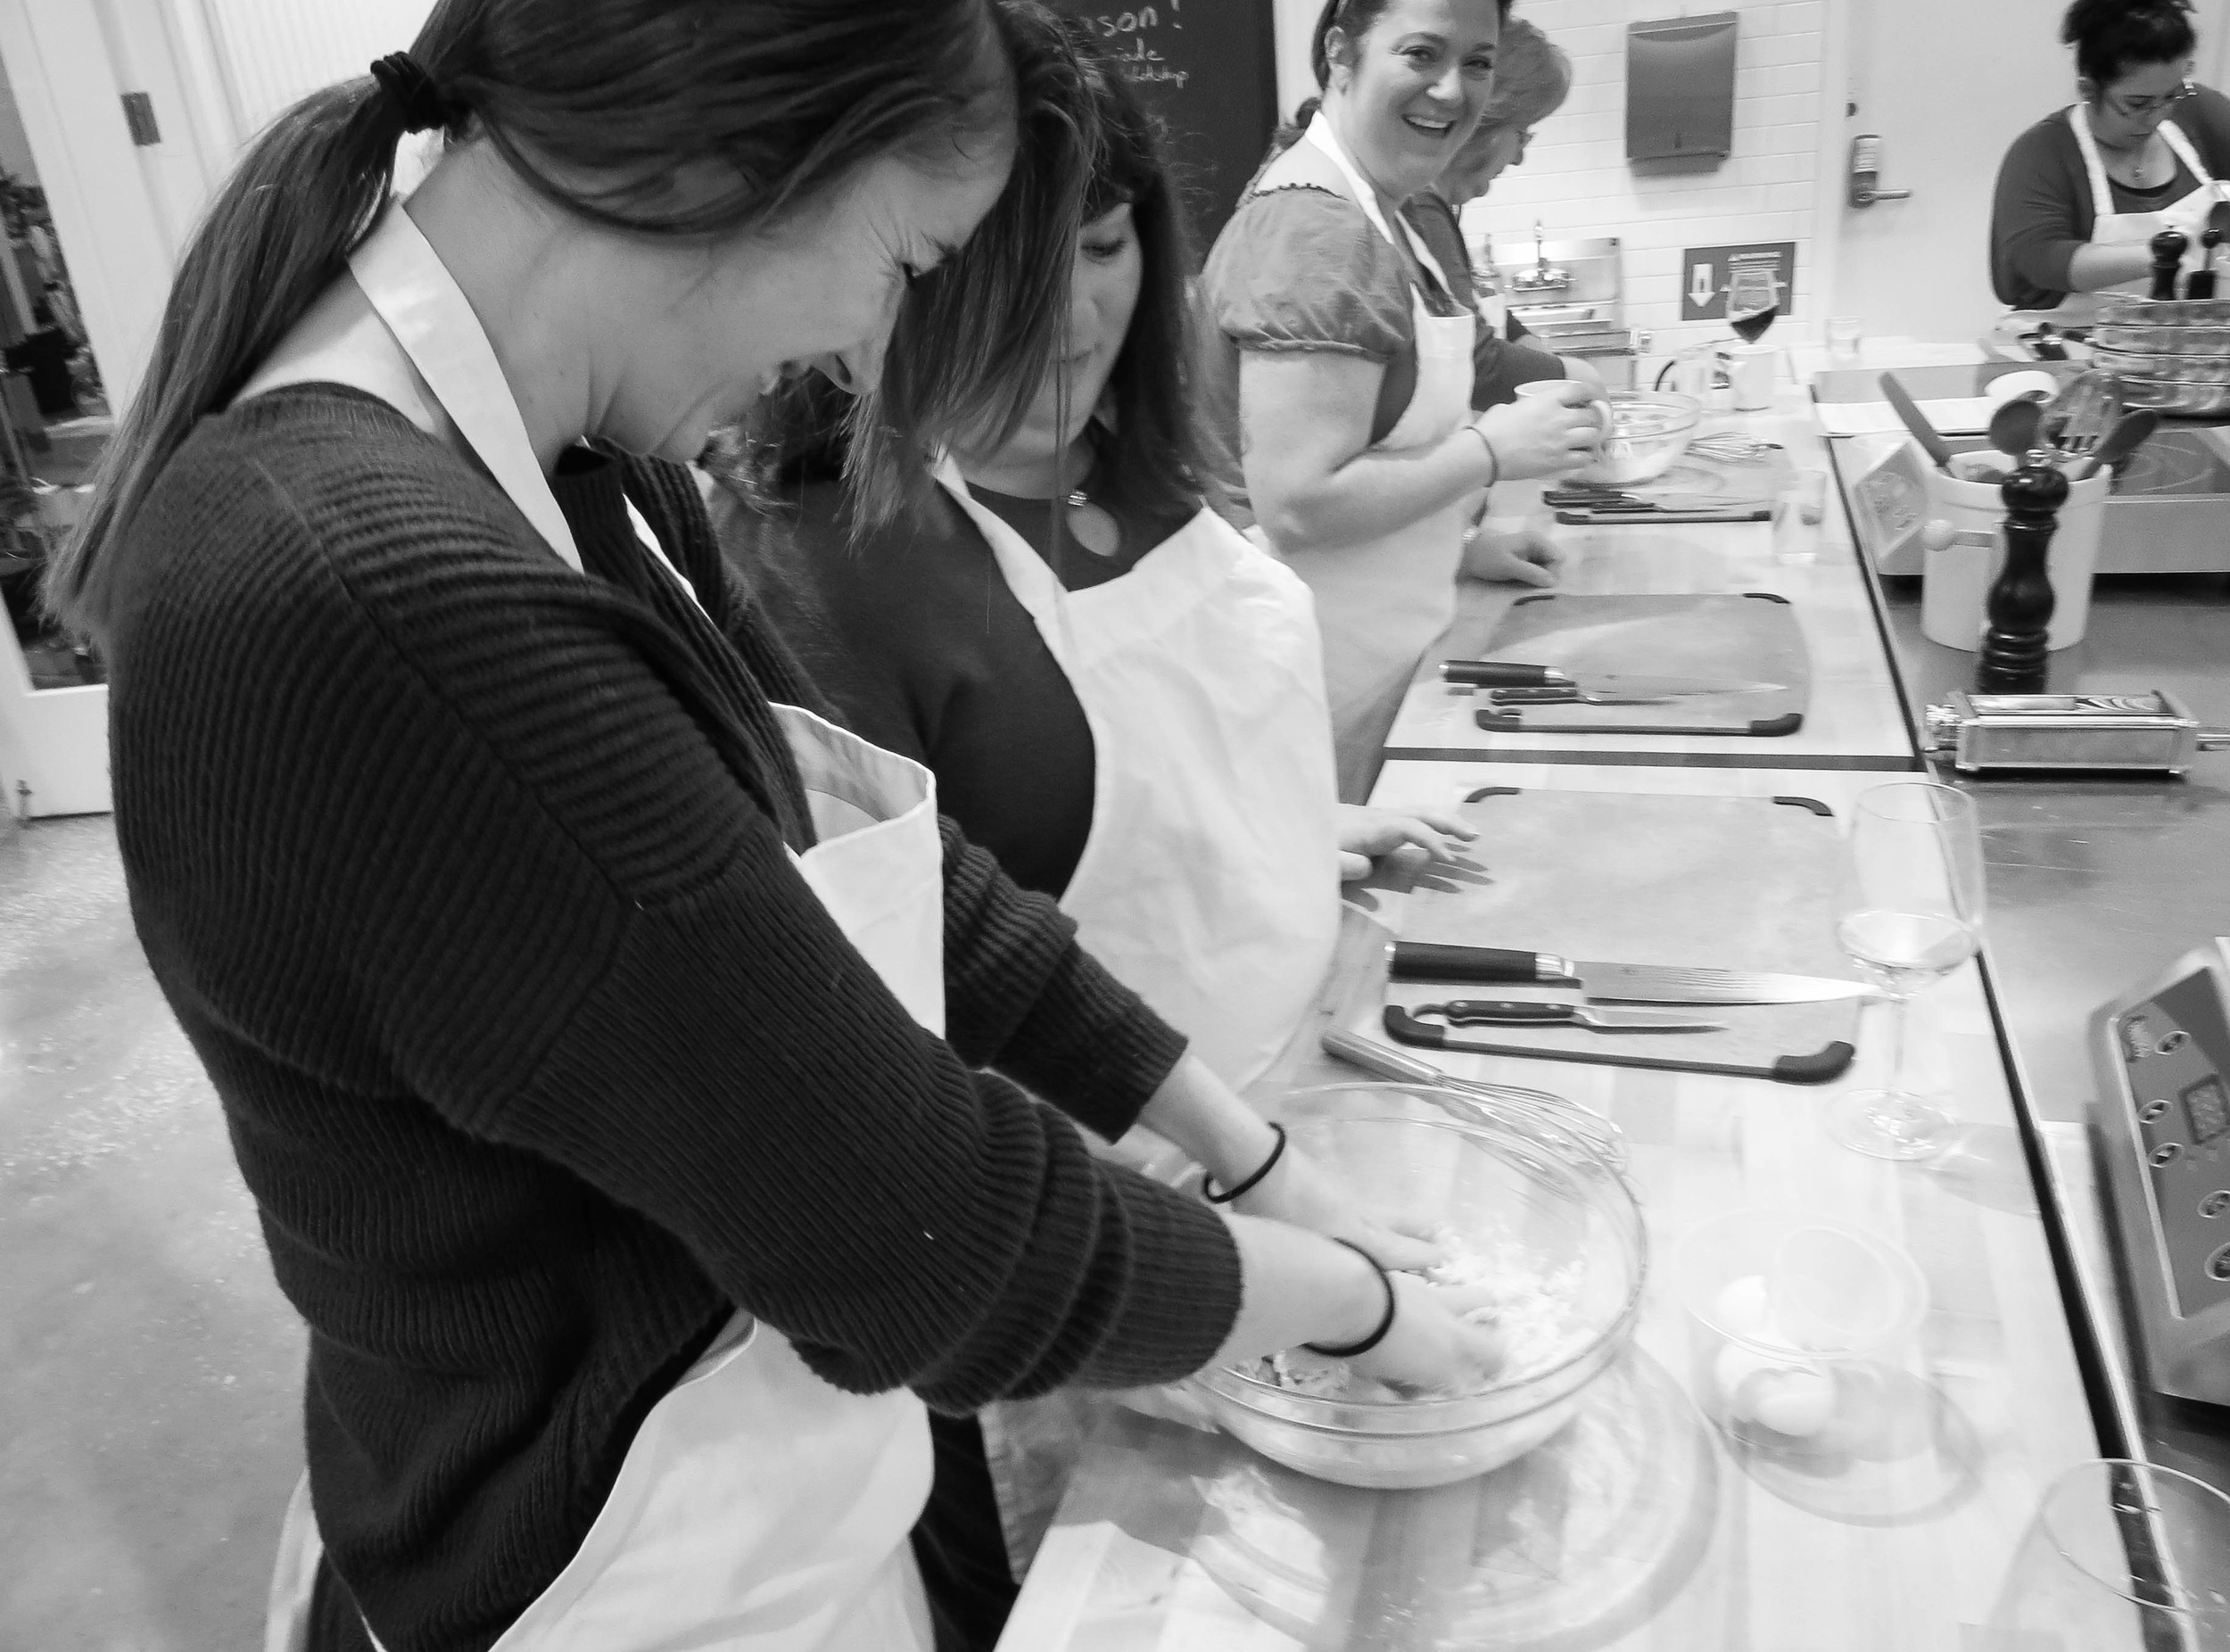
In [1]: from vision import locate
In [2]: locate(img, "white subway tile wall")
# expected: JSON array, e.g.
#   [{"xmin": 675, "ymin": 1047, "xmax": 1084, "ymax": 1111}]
[{"xmin": 1466, "ymin": 0, "xmax": 1826, "ymax": 366}]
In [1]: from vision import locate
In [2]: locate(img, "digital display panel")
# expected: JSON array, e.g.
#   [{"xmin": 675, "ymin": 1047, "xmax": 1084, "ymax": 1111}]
[{"xmin": 2182, "ymin": 1075, "xmax": 2230, "ymax": 1147}]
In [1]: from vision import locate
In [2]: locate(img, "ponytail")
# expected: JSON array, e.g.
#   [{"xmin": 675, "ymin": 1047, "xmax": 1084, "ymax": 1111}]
[
  {"xmin": 45, "ymin": 78, "xmax": 429, "ymax": 643},
  {"xmin": 45, "ymin": 0, "xmax": 1015, "ymax": 647}
]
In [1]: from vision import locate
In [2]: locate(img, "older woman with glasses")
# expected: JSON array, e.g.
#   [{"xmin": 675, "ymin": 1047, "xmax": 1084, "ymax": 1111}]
[
  {"xmin": 1416, "ymin": 16, "xmax": 1588, "ymax": 405},
  {"xmin": 1991, "ymin": 0, "xmax": 2230, "ymax": 313}
]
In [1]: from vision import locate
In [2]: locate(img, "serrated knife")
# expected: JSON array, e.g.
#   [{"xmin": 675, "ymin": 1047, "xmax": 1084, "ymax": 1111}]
[{"xmin": 1388, "ymin": 943, "xmax": 1871, "ymax": 1004}]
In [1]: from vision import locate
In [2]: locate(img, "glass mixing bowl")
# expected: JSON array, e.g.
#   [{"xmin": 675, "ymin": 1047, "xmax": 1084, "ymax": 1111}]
[
  {"xmin": 1190, "ymin": 1084, "xmax": 1648, "ymax": 1490},
  {"xmin": 1566, "ymin": 391, "xmax": 1704, "ymax": 486}
]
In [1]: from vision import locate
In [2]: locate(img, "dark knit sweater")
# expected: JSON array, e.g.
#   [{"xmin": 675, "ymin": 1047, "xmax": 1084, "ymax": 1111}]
[{"xmin": 105, "ymin": 387, "xmax": 1242, "ymax": 1652}]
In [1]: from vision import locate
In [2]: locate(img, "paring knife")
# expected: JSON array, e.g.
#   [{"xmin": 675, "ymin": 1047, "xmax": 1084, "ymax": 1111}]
[
  {"xmin": 1414, "ymin": 999, "xmax": 1723, "ymax": 1034},
  {"xmin": 1441, "ymin": 661, "xmax": 1782, "ymax": 698},
  {"xmin": 1388, "ymin": 943, "xmax": 1871, "ymax": 1005}
]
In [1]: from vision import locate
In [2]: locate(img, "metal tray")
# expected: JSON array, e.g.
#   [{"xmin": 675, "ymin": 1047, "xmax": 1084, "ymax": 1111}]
[
  {"xmin": 2118, "ymin": 376, "xmax": 2230, "ymax": 415},
  {"xmin": 2093, "ymin": 323, "xmax": 2230, "ymax": 356},
  {"xmin": 2091, "ymin": 346, "xmax": 2230, "ymax": 384},
  {"xmin": 2094, "ymin": 295, "xmax": 2230, "ymax": 326}
]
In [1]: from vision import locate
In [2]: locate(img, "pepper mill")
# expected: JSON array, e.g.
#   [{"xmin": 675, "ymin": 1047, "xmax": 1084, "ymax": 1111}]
[
  {"xmin": 2150, "ymin": 228, "xmax": 2189, "ymax": 301},
  {"xmin": 2189, "ymin": 227, "xmax": 2225, "ymax": 301},
  {"xmin": 1975, "ymin": 453, "xmax": 2067, "ymax": 693}
]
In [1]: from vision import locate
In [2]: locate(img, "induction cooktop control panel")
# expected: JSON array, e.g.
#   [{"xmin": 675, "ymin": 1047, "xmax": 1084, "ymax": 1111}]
[{"xmin": 2094, "ymin": 940, "xmax": 2230, "ymax": 1405}]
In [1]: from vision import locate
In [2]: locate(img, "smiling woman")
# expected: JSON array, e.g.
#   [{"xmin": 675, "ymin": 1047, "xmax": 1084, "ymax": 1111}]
[
  {"xmin": 1193, "ymin": 0, "xmax": 1605, "ymax": 800},
  {"xmin": 40, "ymin": 3, "xmax": 1513, "ymax": 1648}
]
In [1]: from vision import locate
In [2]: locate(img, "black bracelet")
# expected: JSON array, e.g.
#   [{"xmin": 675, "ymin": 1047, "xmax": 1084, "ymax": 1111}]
[
  {"xmin": 1304, "ymin": 1238, "xmax": 1400, "ymax": 1359},
  {"xmin": 1202, "ymin": 1120, "xmax": 1286, "ymax": 1205}
]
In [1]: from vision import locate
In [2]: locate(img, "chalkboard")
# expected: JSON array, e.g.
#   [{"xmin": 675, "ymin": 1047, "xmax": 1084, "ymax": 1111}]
[{"xmin": 1053, "ymin": 1, "xmax": 1281, "ymax": 242}]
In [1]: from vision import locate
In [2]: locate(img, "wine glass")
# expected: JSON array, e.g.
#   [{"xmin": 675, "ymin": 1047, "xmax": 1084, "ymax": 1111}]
[
  {"xmin": 1829, "ymin": 782, "xmax": 1986, "ymax": 1161},
  {"xmin": 1726, "ymin": 264, "xmax": 1780, "ymax": 343}
]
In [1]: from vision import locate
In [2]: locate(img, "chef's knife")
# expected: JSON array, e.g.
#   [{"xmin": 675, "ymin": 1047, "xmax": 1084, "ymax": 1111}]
[
  {"xmin": 1441, "ymin": 660, "xmax": 1782, "ymax": 697},
  {"xmin": 1542, "ymin": 489, "xmax": 1776, "ymax": 511},
  {"xmin": 1388, "ymin": 943, "xmax": 1872, "ymax": 1004},
  {"xmin": 1553, "ymin": 506, "xmax": 1774, "ymax": 525},
  {"xmin": 1414, "ymin": 999, "xmax": 1723, "ymax": 1033}
]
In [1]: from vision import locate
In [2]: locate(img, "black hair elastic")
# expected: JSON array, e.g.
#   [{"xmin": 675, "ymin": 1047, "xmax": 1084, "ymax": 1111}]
[
  {"xmin": 369, "ymin": 52, "xmax": 455, "ymax": 135},
  {"xmin": 1202, "ymin": 1121, "xmax": 1287, "ymax": 1205},
  {"xmin": 1304, "ymin": 1237, "xmax": 1399, "ymax": 1358}
]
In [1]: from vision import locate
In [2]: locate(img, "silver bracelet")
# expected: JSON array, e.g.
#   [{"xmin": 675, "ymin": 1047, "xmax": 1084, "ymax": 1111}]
[{"xmin": 1466, "ymin": 422, "xmax": 1499, "ymax": 487}]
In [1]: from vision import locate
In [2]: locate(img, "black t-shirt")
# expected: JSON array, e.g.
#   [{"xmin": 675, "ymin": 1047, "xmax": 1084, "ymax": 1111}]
[
  {"xmin": 721, "ymin": 463, "xmax": 1193, "ymax": 898},
  {"xmin": 5, "ymin": 326, "xmax": 77, "ymax": 417}
]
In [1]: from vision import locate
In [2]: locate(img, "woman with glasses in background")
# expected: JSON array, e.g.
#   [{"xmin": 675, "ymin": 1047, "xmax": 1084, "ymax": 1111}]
[{"xmin": 1991, "ymin": 0, "xmax": 2230, "ymax": 313}]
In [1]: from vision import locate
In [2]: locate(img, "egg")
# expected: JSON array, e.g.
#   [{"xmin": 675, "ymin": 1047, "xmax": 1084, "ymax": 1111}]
[
  {"xmin": 1714, "ymin": 1275, "xmax": 1775, "ymax": 1341},
  {"xmin": 1714, "ymin": 1344, "xmax": 1836, "ymax": 1437}
]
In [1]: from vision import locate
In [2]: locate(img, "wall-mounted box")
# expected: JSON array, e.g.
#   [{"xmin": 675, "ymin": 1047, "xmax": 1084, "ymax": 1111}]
[{"xmin": 1626, "ymin": 12, "xmax": 1738, "ymax": 164}]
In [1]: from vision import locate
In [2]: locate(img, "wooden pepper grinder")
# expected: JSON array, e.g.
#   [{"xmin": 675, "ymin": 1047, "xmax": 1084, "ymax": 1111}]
[
  {"xmin": 2150, "ymin": 228, "xmax": 2189, "ymax": 300},
  {"xmin": 2189, "ymin": 227, "xmax": 2225, "ymax": 301},
  {"xmin": 1975, "ymin": 454, "xmax": 2067, "ymax": 692}
]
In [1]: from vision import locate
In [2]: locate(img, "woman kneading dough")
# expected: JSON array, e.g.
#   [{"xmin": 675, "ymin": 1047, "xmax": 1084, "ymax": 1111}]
[{"xmin": 50, "ymin": 4, "xmax": 1502, "ymax": 1648}]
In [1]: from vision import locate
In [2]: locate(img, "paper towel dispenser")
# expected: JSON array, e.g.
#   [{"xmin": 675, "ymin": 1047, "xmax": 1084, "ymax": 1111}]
[{"xmin": 1627, "ymin": 12, "xmax": 1738, "ymax": 163}]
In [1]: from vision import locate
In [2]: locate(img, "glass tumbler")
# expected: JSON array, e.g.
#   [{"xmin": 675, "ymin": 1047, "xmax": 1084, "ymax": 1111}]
[
  {"xmin": 1827, "ymin": 317, "xmax": 1863, "ymax": 365},
  {"xmin": 1984, "ymin": 1459, "xmax": 2230, "ymax": 1649}
]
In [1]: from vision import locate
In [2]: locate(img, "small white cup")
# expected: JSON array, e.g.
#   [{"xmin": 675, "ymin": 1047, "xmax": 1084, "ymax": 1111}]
[
  {"xmin": 1826, "ymin": 317, "xmax": 1863, "ymax": 364},
  {"xmin": 1726, "ymin": 343, "xmax": 1779, "ymax": 412}
]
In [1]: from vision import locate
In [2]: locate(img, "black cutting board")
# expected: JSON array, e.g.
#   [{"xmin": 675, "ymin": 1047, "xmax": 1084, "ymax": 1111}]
[
  {"xmin": 1382, "ymin": 788, "xmax": 1862, "ymax": 1084},
  {"xmin": 1471, "ymin": 591, "xmax": 1810, "ymax": 736}
]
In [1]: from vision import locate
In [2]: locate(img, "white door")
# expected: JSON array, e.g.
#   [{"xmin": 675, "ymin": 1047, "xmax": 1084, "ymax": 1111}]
[{"xmin": 1828, "ymin": 0, "xmax": 2230, "ymax": 343}]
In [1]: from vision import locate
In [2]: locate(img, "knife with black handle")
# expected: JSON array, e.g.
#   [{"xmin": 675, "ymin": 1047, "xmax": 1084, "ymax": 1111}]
[{"xmin": 1415, "ymin": 999, "xmax": 1723, "ymax": 1033}]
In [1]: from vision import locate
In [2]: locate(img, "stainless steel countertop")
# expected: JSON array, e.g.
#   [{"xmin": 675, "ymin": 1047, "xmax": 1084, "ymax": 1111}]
[{"xmin": 1874, "ymin": 569, "xmax": 2230, "ymax": 1497}]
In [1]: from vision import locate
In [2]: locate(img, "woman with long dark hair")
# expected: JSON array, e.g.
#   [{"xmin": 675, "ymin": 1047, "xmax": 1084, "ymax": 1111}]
[
  {"xmin": 1195, "ymin": 0, "xmax": 1605, "ymax": 802},
  {"xmin": 1992, "ymin": 0, "xmax": 2230, "ymax": 311},
  {"xmin": 723, "ymin": 34, "xmax": 1483, "ymax": 1635},
  {"xmin": 50, "ymin": 4, "xmax": 1499, "ymax": 1648}
]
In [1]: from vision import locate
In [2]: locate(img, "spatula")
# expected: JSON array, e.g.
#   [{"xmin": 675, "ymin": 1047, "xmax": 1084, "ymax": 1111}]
[{"xmin": 1878, "ymin": 372, "xmax": 1956, "ymax": 470}]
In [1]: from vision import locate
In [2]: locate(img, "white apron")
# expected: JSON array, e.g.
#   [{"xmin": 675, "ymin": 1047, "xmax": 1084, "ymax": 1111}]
[
  {"xmin": 2066, "ymin": 103, "xmax": 2226, "ymax": 310},
  {"xmin": 261, "ymin": 202, "xmax": 939, "ymax": 1652},
  {"xmin": 1279, "ymin": 112, "xmax": 1479, "ymax": 803},
  {"xmin": 934, "ymin": 462, "xmax": 1342, "ymax": 1091},
  {"xmin": 933, "ymin": 463, "xmax": 1341, "ymax": 1579}
]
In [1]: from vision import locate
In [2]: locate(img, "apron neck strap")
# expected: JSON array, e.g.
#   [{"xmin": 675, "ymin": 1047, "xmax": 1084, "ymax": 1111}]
[
  {"xmin": 2069, "ymin": 103, "xmax": 2216, "ymax": 215},
  {"xmin": 1301, "ymin": 112, "xmax": 1456, "ymax": 295},
  {"xmin": 348, "ymin": 202, "xmax": 584, "ymax": 574}
]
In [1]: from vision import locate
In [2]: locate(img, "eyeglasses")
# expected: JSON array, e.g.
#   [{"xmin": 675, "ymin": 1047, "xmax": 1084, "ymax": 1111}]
[{"xmin": 2107, "ymin": 78, "xmax": 2197, "ymax": 119}]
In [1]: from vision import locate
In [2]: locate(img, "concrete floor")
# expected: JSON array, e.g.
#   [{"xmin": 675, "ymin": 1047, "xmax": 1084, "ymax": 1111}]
[{"xmin": 2, "ymin": 813, "xmax": 302, "ymax": 1648}]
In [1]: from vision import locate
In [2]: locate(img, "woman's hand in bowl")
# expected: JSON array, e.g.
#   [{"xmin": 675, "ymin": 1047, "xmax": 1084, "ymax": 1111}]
[
  {"xmin": 1232, "ymin": 1144, "xmax": 1445, "ymax": 1272},
  {"xmin": 1474, "ymin": 384, "xmax": 1607, "ymax": 480},
  {"xmin": 1347, "ymin": 1274, "xmax": 1507, "ymax": 1392}
]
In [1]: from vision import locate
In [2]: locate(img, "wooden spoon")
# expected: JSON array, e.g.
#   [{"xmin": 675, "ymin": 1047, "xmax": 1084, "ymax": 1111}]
[
  {"xmin": 2068, "ymin": 409, "xmax": 2160, "ymax": 481},
  {"xmin": 1986, "ymin": 396, "xmax": 2044, "ymax": 460}
]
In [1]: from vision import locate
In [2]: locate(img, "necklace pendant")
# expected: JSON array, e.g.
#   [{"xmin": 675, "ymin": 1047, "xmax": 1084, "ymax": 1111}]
[{"xmin": 1066, "ymin": 490, "xmax": 1088, "ymax": 509}]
